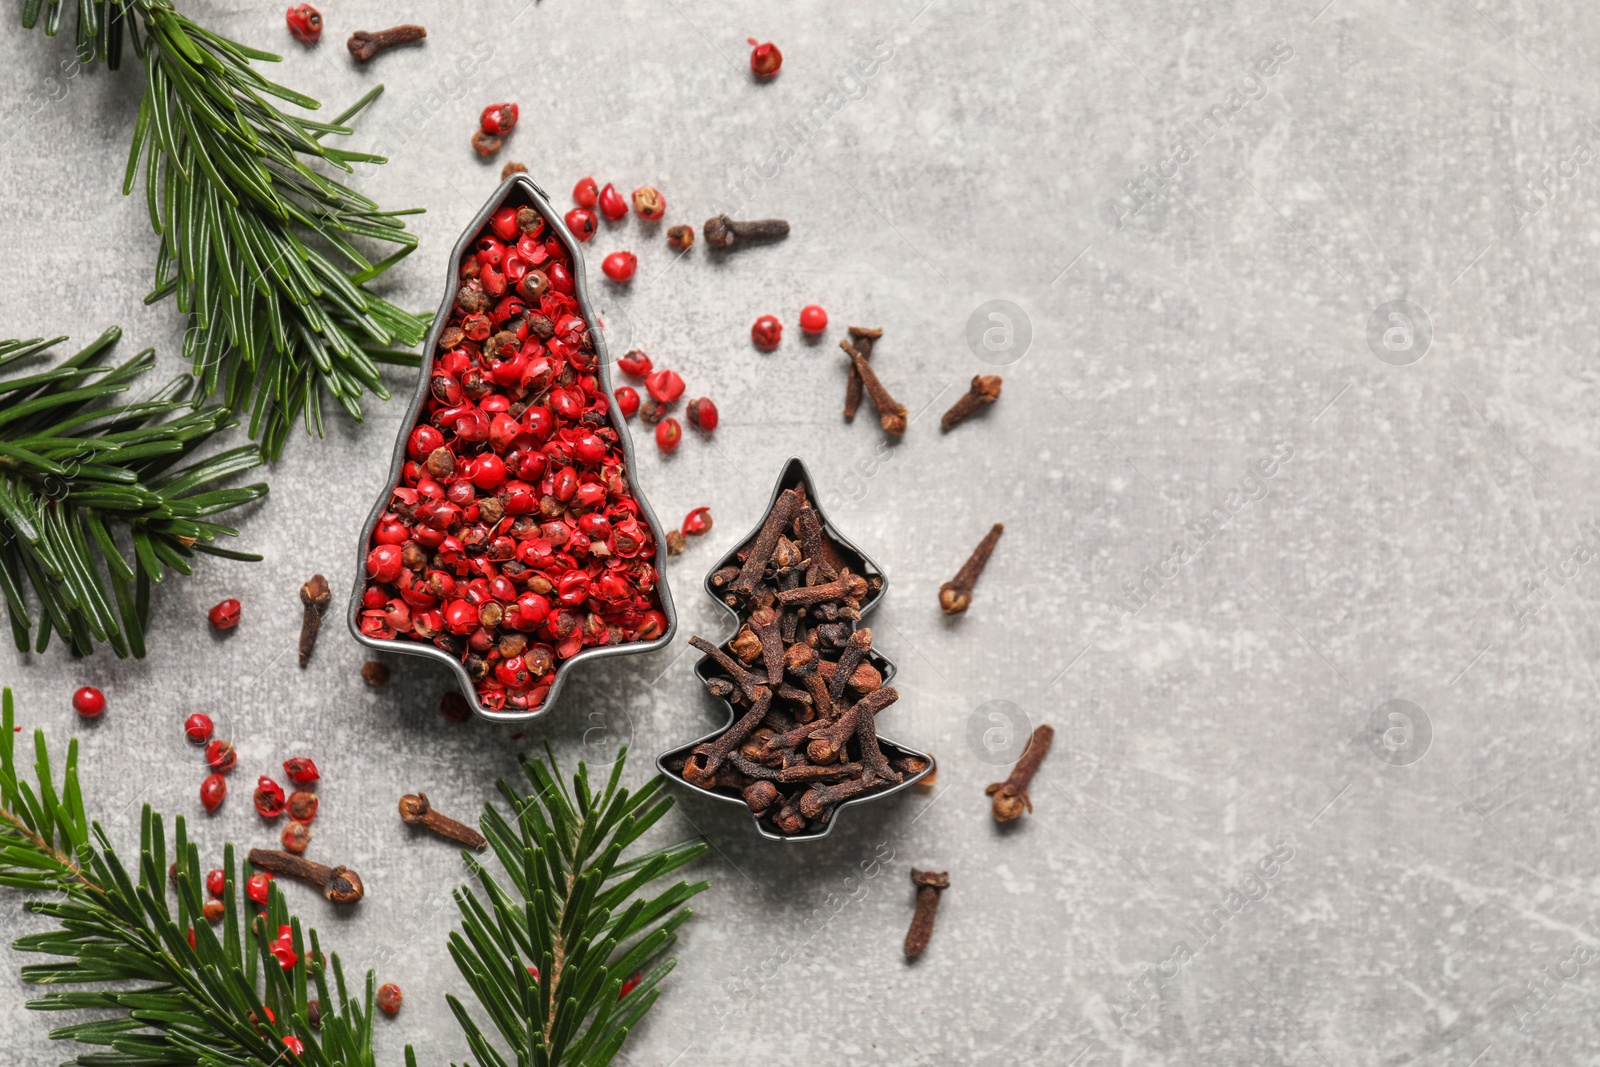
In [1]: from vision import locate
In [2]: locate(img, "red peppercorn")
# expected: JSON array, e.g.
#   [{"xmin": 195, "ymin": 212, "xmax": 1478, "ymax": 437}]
[
  {"xmin": 281, "ymin": 821, "xmax": 312, "ymax": 855},
  {"xmin": 617, "ymin": 350, "xmax": 652, "ymax": 378},
  {"xmin": 614, "ymin": 386, "xmax": 640, "ymax": 418},
  {"xmin": 632, "ymin": 186, "xmax": 665, "ymax": 221},
  {"xmin": 602, "ymin": 251, "xmax": 637, "ymax": 283},
  {"xmin": 686, "ymin": 397, "xmax": 718, "ymax": 432},
  {"xmin": 799, "ymin": 304, "xmax": 828, "ymax": 334},
  {"xmin": 367, "ymin": 544, "xmax": 404, "ymax": 583},
  {"xmin": 246, "ymin": 871, "xmax": 273, "ymax": 906},
  {"xmin": 200, "ymin": 773, "xmax": 227, "ymax": 813},
  {"xmin": 655, "ymin": 418, "xmax": 682, "ymax": 453},
  {"xmin": 645, "ymin": 369, "xmax": 684, "ymax": 404},
  {"xmin": 206, "ymin": 868, "xmax": 226, "ymax": 897},
  {"xmin": 619, "ymin": 970, "xmax": 642, "ymax": 998},
  {"xmin": 490, "ymin": 206, "xmax": 520, "ymax": 243},
  {"xmin": 287, "ymin": 790, "xmax": 319, "ymax": 822},
  {"xmin": 254, "ymin": 777, "xmax": 287, "ymax": 819},
  {"xmin": 203, "ymin": 898, "xmax": 225, "ymax": 924},
  {"xmin": 285, "ymin": 4, "xmax": 322, "ymax": 44},
  {"xmin": 72, "ymin": 686, "xmax": 105, "ymax": 719},
  {"xmin": 749, "ymin": 38, "xmax": 782, "ymax": 77},
  {"xmin": 573, "ymin": 176, "xmax": 598, "ymax": 209},
  {"xmin": 208, "ymin": 598, "xmax": 241, "ymax": 630},
  {"xmin": 185, "ymin": 713, "xmax": 214, "ymax": 744},
  {"xmin": 752, "ymin": 314, "xmax": 782, "ymax": 351},
  {"xmin": 283, "ymin": 757, "xmax": 320, "ymax": 786},
  {"xmin": 284, "ymin": 1035, "xmax": 304, "ymax": 1056},
  {"xmin": 205, "ymin": 739, "xmax": 237, "ymax": 773},
  {"xmin": 440, "ymin": 691, "xmax": 472, "ymax": 723},
  {"xmin": 597, "ymin": 183, "xmax": 628, "ymax": 221},
  {"xmin": 564, "ymin": 208, "xmax": 597, "ymax": 242},
  {"xmin": 481, "ymin": 102, "xmax": 519, "ymax": 137},
  {"xmin": 377, "ymin": 983, "xmax": 403, "ymax": 1015},
  {"xmin": 682, "ymin": 507, "xmax": 713, "ymax": 537}
]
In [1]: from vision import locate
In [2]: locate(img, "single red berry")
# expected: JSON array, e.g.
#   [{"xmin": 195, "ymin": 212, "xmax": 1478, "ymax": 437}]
[
  {"xmin": 187, "ymin": 927, "xmax": 196, "ymax": 951},
  {"xmin": 287, "ymin": 790, "xmax": 319, "ymax": 822},
  {"xmin": 655, "ymin": 418, "xmax": 682, "ymax": 453},
  {"xmin": 283, "ymin": 757, "xmax": 320, "ymax": 785},
  {"xmin": 752, "ymin": 314, "xmax": 782, "ymax": 351},
  {"xmin": 203, "ymin": 898, "xmax": 225, "ymax": 924},
  {"xmin": 200, "ymin": 773, "xmax": 227, "ymax": 813},
  {"xmin": 205, "ymin": 740, "xmax": 237, "ymax": 773},
  {"xmin": 489, "ymin": 206, "xmax": 520, "ymax": 243},
  {"xmin": 208, "ymin": 598, "xmax": 241, "ymax": 630},
  {"xmin": 749, "ymin": 38, "xmax": 782, "ymax": 77},
  {"xmin": 284, "ymin": 1035, "xmax": 305, "ymax": 1056},
  {"xmin": 619, "ymin": 970, "xmax": 643, "ymax": 998},
  {"xmin": 573, "ymin": 176, "xmax": 599, "ymax": 209},
  {"xmin": 254, "ymin": 776, "xmax": 287, "ymax": 819},
  {"xmin": 682, "ymin": 507, "xmax": 713, "ymax": 537},
  {"xmin": 645, "ymin": 369, "xmax": 684, "ymax": 404},
  {"xmin": 269, "ymin": 925, "xmax": 299, "ymax": 969},
  {"xmin": 632, "ymin": 186, "xmax": 665, "ymax": 221},
  {"xmin": 281, "ymin": 821, "xmax": 312, "ymax": 854},
  {"xmin": 377, "ymin": 983, "xmax": 404, "ymax": 1015},
  {"xmin": 597, "ymin": 182, "xmax": 628, "ymax": 221},
  {"xmin": 799, "ymin": 305, "xmax": 828, "ymax": 334},
  {"xmin": 564, "ymin": 208, "xmax": 597, "ymax": 242},
  {"xmin": 185, "ymin": 713, "xmax": 214, "ymax": 744},
  {"xmin": 367, "ymin": 544, "xmax": 403, "ymax": 583},
  {"xmin": 206, "ymin": 868, "xmax": 226, "ymax": 897},
  {"xmin": 408, "ymin": 424, "xmax": 444, "ymax": 459},
  {"xmin": 617, "ymin": 349, "xmax": 652, "ymax": 378},
  {"xmin": 285, "ymin": 4, "xmax": 322, "ymax": 44},
  {"xmin": 685, "ymin": 397, "xmax": 718, "ymax": 432},
  {"xmin": 246, "ymin": 871, "xmax": 273, "ymax": 906},
  {"xmin": 602, "ymin": 251, "xmax": 637, "ymax": 283},
  {"xmin": 440, "ymin": 691, "xmax": 472, "ymax": 723},
  {"xmin": 72, "ymin": 686, "xmax": 105, "ymax": 719},
  {"xmin": 527, "ymin": 964, "xmax": 541, "ymax": 982},
  {"xmin": 480, "ymin": 102, "xmax": 518, "ymax": 137},
  {"xmin": 614, "ymin": 386, "xmax": 640, "ymax": 418}
]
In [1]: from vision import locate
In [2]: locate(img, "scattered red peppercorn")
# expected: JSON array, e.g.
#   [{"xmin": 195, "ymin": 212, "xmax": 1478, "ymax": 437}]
[
  {"xmin": 205, "ymin": 739, "xmax": 237, "ymax": 773},
  {"xmin": 206, "ymin": 868, "xmax": 226, "ymax": 897},
  {"xmin": 200, "ymin": 774, "xmax": 227, "ymax": 813},
  {"xmin": 377, "ymin": 983, "xmax": 404, "ymax": 1015},
  {"xmin": 440, "ymin": 691, "xmax": 472, "ymax": 723},
  {"xmin": 572, "ymin": 176, "xmax": 598, "ymax": 209},
  {"xmin": 632, "ymin": 186, "xmax": 665, "ymax": 221},
  {"xmin": 752, "ymin": 314, "xmax": 782, "ymax": 351},
  {"xmin": 254, "ymin": 777, "xmax": 287, "ymax": 819},
  {"xmin": 284, "ymin": 1035, "xmax": 305, "ymax": 1056},
  {"xmin": 203, "ymin": 898, "xmax": 226, "ymax": 924},
  {"xmin": 471, "ymin": 130, "xmax": 504, "ymax": 158},
  {"xmin": 645, "ymin": 369, "xmax": 685, "ymax": 404},
  {"xmin": 614, "ymin": 386, "xmax": 640, "ymax": 418},
  {"xmin": 564, "ymin": 208, "xmax": 597, "ymax": 242},
  {"xmin": 282, "ymin": 821, "xmax": 312, "ymax": 854},
  {"xmin": 208, "ymin": 598, "xmax": 241, "ymax": 630},
  {"xmin": 682, "ymin": 507, "xmax": 713, "ymax": 537},
  {"xmin": 72, "ymin": 686, "xmax": 105, "ymax": 719},
  {"xmin": 749, "ymin": 38, "xmax": 782, "ymax": 77},
  {"xmin": 618, "ymin": 349, "xmax": 652, "ymax": 378},
  {"xmin": 602, "ymin": 251, "xmax": 637, "ymax": 283},
  {"xmin": 283, "ymin": 757, "xmax": 320, "ymax": 785},
  {"xmin": 184, "ymin": 713, "xmax": 214, "ymax": 745},
  {"xmin": 285, "ymin": 4, "xmax": 322, "ymax": 44},
  {"xmin": 686, "ymin": 397, "xmax": 718, "ymax": 432},
  {"xmin": 246, "ymin": 871, "xmax": 273, "ymax": 906},
  {"xmin": 655, "ymin": 418, "xmax": 682, "ymax": 453},
  {"xmin": 269, "ymin": 925, "xmax": 299, "ymax": 969},
  {"xmin": 288, "ymin": 790, "xmax": 319, "ymax": 822},
  {"xmin": 619, "ymin": 970, "xmax": 642, "ymax": 998},
  {"xmin": 799, "ymin": 304, "xmax": 828, "ymax": 334},
  {"xmin": 667, "ymin": 224, "xmax": 694, "ymax": 251},
  {"xmin": 480, "ymin": 103, "xmax": 518, "ymax": 137},
  {"xmin": 597, "ymin": 182, "xmax": 628, "ymax": 221}
]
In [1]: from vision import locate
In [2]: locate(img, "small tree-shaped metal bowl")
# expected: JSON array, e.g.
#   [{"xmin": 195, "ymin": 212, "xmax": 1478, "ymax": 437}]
[
  {"xmin": 347, "ymin": 174, "xmax": 677, "ymax": 724},
  {"xmin": 657, "ymin": 457, "xmax": 931, "ymax": 841}
]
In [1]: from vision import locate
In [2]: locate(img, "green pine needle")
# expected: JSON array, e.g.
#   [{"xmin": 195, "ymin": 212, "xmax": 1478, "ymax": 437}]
[
  {"xmin": 0, "ymin": 329, "xmax": 267, "ymax": 658},
  {"xmin": 447, "ymin": 747, "xmax": 711, "ymax": 1067},
  {"xmin": 22, "ymin": 0, "xmax": 429, "ymax": 460}
]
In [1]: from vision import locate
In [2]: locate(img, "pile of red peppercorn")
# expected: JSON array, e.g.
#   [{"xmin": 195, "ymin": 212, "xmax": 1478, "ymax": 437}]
[{"xmin": 362, "ymin": 196, "xmax": 668, "ymax": 714}]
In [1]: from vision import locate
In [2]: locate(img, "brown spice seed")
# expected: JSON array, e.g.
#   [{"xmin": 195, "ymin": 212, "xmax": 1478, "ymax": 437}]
[
  {"xmin": 500, "ymin": 160, "xmax": 527, "ymax": 180},
  {"xmin": 361, "ymin": 661, "xmax": 390, "ymax": 687}
]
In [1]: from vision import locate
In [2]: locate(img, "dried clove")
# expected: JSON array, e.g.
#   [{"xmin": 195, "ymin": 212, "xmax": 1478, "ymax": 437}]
[
  {"xmin": 842, "ymin": 326, "xmax": 882, "ymax": 421},
  {"xmin": 702, "ymin": 215, "xmax": 789, "ymax": 250},
  {"xmin": 939, "ymin": 523, "xmax": 1003, "ymax": 615},
  {"xmin": 842, "ymin": 340, "xmax": 906, "ymax": 436},
  {"xmin": 399, "ymin": 792, "xmax": 488, "ymax": 849},
  {"xmin": 247, "ymin": 849, "xmax": 364, "ymax": 905},
  {"xmin": 299, "ymin": 574, "xmax": 331, "ymax": 666},
  {"xmin": 347, "ymin": 24, "xmax": 426, "ymax": 63},
  {"xmin": 903, "ymin": 868, "xmax": 949, "ymax": 960},
  {"xmin": 985, "ymin": 723, "xmax": 1054, "ymax": 822},
  {"xmin": 940, "ymin": 374, "xmax": 1003, "ymax": 432}
]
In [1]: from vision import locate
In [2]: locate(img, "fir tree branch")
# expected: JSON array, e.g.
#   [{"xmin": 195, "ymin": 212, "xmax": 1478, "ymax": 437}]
[
  {"xmin": 20, "ymin": 0, "xmax": 429, "ymax": 459},
  {"xmin": 0, "ymin": 329, "xmax": 267, "ymax": 658},
  {"xmin": 447, "ymin": 748, "xmax": 710, "ymax": 1067}
]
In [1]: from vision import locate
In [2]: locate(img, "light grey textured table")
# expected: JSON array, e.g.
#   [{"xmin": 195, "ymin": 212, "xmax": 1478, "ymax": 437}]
[{"xmin": 1, "ymin": 1, "xmax": 1594, "ymax": 1063}]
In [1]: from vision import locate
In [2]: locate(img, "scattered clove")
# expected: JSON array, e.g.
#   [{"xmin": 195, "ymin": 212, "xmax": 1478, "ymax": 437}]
[
  {"xmin": 842, "ymin": 326, "xmax": 882, "ymax": 421},
  {"xmin": 985, "ymin": 723, "xmax": 1053, "ymax": 821},
  {"xmin": 841, "ymin": 339, "xmax": 906, "ymax": 436},
  {"xmin": 299, "ymin": 574, "xmax": 332, "ymax": 667},
  {"xmin": 399, "ymin": 792, "xmax": 487, "ymax": 850},
  {"xmin": 702, "ymin": 215, "xmax": 789, "ymax": 251},
  {"xmin": 903, "ymin": 868, "xmax": 949, "ymax": 960},
  {"xmin": 940, "ymin": 374, "xmax": 1002, "ymax": 432},
  {"xmin": 247, "ymin": 849, "xmax": 364, "ymax": 904},
  {"xmin": 347, "ymin": 24, "xmax": 426, "ymax": 63},
  {"xmin": 939, "ymin": 523, "xmax": 1002, "ymax": 615}
]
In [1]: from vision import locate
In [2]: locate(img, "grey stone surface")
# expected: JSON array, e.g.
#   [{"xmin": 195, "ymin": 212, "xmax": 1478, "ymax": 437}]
[{"xmin": 0, "ymin": 0, "xmax": 1595, "ymax": 1063}]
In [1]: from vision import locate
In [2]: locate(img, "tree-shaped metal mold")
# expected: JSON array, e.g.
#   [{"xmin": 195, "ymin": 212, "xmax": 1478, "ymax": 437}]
[
  {"xmin": 348, "ymin": 174, "xmax": 676, "ymax": 723},
  {"xmin": 658, "ymin": 457, "xmax": 931, "ymax": 841}
]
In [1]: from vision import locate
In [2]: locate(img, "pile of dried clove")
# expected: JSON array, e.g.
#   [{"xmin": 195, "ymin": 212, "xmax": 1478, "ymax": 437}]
[{"xmin": 664, "ymin": 484, "xmax": 929, "ymax": 835}]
